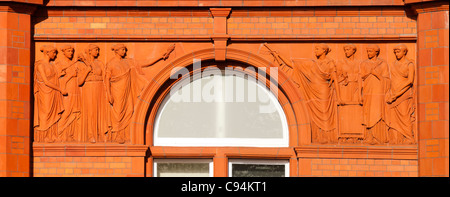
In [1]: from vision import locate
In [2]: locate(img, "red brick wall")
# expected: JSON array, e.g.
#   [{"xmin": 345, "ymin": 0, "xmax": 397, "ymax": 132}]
[
  {"xmin": 415, "ymin": 2, "xmax": 449, "ymax": 177},
  {"xmin": 0, "ymin": 6, "xmax": 33, "ymax": 177},
  {"xmin": 32, "ymin": 144, "xmax": 147, "ymax": 177},
  {"xmin": 1, "ymin": 0, "xmax": 447, "ymax": 177},
  {"xmin": 299, "ymin": 158, "xmax": 418, "ymax": 177},
  {"xmin": 228, "ymin": 7, "xmax": 416, "ymax": 40},
  {"xmin": 296, "ymin": 146, "xmax": 418, "ymax": 177},
  {"xmin": 33, "ymin": 157, "xmax": 144, "ymax": 177},
  {"xmin": 33, "ymin": 9, "xmax": 214, "ymax": 40},
  {"xmin": 32, "ymin": 7, "xmax": 416, "ymax": 41}
]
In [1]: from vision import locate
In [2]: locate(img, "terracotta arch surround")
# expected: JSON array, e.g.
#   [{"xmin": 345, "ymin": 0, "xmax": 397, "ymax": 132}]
[{"xmin": 131, "ymin": 47, "xmax": 310, "ymax": 147}]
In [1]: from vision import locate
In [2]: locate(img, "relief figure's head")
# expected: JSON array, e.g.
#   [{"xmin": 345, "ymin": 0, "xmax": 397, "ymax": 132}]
[
  {"xmin": 111, "ymin": 44, "xmax": 127, "ymax": 58},
  {"xmin": 366, "ymin": 44, "xmax": 380, "ymax": 60},
  {"xmin": 40, "ymin": 45, "xmax": 58, "ymax": 61},
  {"xmin": 343, "ymin": 44, "xmax": 357, "ymax": 59},
  {"xmin": 87, "ymin": 44, "xmax": 100, "ymax": 59},
  {"xmin": 314, "ymin": 43, "xmax": 331, "ymax": 59},
  {"xmin": 60, "ymin": 45, "xmax": 74, "ymax": 60},
  {"xmin": 393, "ymin": 44, "xmax": 408, "ymax": 61}
]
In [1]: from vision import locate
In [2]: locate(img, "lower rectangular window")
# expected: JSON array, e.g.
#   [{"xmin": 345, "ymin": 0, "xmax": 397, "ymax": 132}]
[
  {"xmin": 228, "ymin": 159, "xmax": 289, "ymax": 177},
  {"xmin": 154, "ymin": 159, "xmax": 213, "ymax": 177}
]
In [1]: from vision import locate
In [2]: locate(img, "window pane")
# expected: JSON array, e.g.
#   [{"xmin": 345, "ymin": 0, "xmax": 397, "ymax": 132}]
[
  {"xmin": 154, "ymin": 69, "xmax": 289, "ymax": 147},
  {"xmin": 156, "ymin": 162, "xmax": 211, "ymax": 177},
  {"xmin": 231, "ymin": 164, "xmax": 286, "ymax": 177}
]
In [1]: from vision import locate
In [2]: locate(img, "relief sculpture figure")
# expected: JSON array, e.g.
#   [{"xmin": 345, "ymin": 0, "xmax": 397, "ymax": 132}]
[
  {"xmin": 360, "ymin": 44, "xmax": 390, "ymax": 145},
  {"xmin": 105, "ymin": 44, "xmax": 175, "ymax": 143},
  {"xmin": 264, "ymin": 43, "xmax": 340, "ymax": 144},
  {"xmin": 386, "ymin": 44, "xmax": 416, "ymax": 144},
  {"xmin": 77, "ymin": 44, "xmax": 111, "ymax": 143},
  {"xmin": 336, "ymin": 44, "xmax": 364, "ymax": 143},
  {"xmin": 34, "ymin": 45, "xmax": 67, "ymax": 143},
  {"xmin": 55, "ymin": 45, "xmax": 82, "ymax": 142}
]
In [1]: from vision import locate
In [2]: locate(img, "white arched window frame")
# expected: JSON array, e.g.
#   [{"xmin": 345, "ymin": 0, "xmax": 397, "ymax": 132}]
[{"xmin": 153, "ymin": 66, "xmax": 289, "ymax": 147}]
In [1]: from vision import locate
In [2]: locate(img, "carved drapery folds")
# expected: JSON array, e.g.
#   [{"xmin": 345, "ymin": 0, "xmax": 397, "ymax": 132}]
[
  {"xmin": 33, "ymin": 44, "xmax": 175, "ymax": 144},
  {"xmin": 266, "ymin": 43, "xmax": 416, "ymax": 145},
  {"xmin": 34, "ymin": 42, "xmax": 415, "ymax": 146}
]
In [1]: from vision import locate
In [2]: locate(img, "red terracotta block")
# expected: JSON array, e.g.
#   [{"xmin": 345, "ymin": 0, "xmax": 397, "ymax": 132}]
[
  {"xmin": 418, "ymin": 12, "xmax": 432, "ymax": 32},
  {"xmin": 306, "ymin": 0, "xmax": 328, "ymax": 6},
  {"xmin": 0, "ymin": 82, "xmax": 17, "ymax": 101},
  {"xmin": 432, "ymin": 84, "xmax": 449, "ymax": 102},
  {"xmin": 433, "ymin": 47, "xmax": 449, "ymax": 66},
  {"xmin": 198, "ymin": 0, "xmax": 221, "ymax": 6},
  {"xmin": 6, "ymin": 13, "xmax": 19, "ymax": 31},
  {"xmin": 17, "ymin": 48, "xmax": 30, "ymax": 67},
  {"xmin": 5, "ymin": 48, "xmax": 18, "ymax": 66},
  {"xmin": 438, "ymin": 66, "xmax": 449, "ymax": 84},
  {"xmin": 432, "ymin": 120, "xmax": 448, "ymax": 139},
  {"xmin": 433, "ymin": 157, "xmax": 449, "ymax": 176},
  {"xmin": 285, "ymin": 0, "xmax": 307, "ymax": 6},
  {"xmin": 438, "ymin": 29, "xmax": 449, "ymax": 47},
  {"xmin": 116, "ymin": 0, "xmax": 137, "ymax": 6},
  {"xmin": 136, "ymin": 0, "xmax": 158, "ymax": 6},
  {"xmin": 418, "ymin": 48, "xmax": 432, "ymax": 67},
  {"xmin": 431, "ymin": 11, "xmax": 449, "ymax": 30}
]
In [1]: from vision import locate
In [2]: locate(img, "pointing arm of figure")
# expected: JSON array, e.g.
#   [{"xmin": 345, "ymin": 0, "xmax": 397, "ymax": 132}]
[
  {"xmin": 140, "ymin": 44, "xmax": 176, "ymax": 68},
  {"xmin": 263, "ymin": 43, "xmax": 294, "ymax": 69}
]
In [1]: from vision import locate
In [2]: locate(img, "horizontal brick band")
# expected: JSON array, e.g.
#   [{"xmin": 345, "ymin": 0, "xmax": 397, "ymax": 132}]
[
  {"xmin": 33, "ymin": 143, "xmax": 149, "ymax": 157},
  {"xmin": 295, "ymin": 145, "xmax": 418, "ymax": 160}
]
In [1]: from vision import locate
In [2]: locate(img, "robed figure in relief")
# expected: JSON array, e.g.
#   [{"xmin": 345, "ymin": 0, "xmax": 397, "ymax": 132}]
[
  {"xmin": 264, "ymin": 43, "xmax": 341, "ymax": 144},
  {"xmin": 77, "ymin": 44, "xmax": 111, "ymax": 143},
  {"xmin": 105, "ymin": 44, "xmax": 175, "ymax": 143},
  {"xmin": 54, "ymin": 45, "xmax": 81, "ymax": 142},
  {"xmin": 360, "ymin": 44, "xmax": 391, "ymax": 145},
  {"xmin": 34, "ymin": 45, "xmax": 67, "ymax": 143},
  {"xmin": 335, "ymin": 44, "xmax": 364, "ymax": 143},
  {"xmin": 386, "ymin": 44, "xmax": 416, "ymax": 144}
]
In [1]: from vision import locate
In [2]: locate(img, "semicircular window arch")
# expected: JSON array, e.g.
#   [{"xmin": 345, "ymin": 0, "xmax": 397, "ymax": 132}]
[{"xmin": 153, "ymin": 66, "xmax": 289, "ymax": 147}]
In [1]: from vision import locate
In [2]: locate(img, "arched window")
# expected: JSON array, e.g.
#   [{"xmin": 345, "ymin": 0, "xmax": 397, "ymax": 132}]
[{"xmin": 153, "ymin": 66, "xmax": 289, "ymax": 147}]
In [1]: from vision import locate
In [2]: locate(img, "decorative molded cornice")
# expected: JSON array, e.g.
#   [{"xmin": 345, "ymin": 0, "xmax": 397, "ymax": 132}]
[
  {"xmin": 0, "ymin": 0, "xmax": 43, "ymax": 5},
  {"xmin": 408, "ymin": 0, "xmax": 449, "ymax": 15},
  {"xmin": 0, "ymin": 0, "xmax": 43, "ymax": 15},
  {"xmin": 0, "ymin": 2, "xmax": 38, "ymax": 14}
]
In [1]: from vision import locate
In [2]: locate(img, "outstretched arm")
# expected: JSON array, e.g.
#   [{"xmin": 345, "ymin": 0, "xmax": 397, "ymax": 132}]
[
  {"xmin": 141, "ymin": 44, "xmax": 175, "ymax": 68},
  {"xmin": 263, "ymin": 43, "xmax": 293, "ymax": 69}
]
